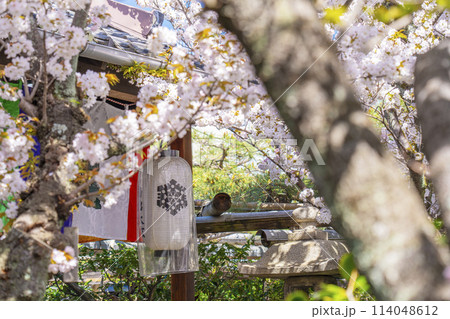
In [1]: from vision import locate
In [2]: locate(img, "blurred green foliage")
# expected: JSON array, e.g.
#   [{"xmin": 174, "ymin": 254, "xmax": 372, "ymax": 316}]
[
  {"xmin": 194, "ymin": 166, "xmax": 299, "ymax": 204},
  {"xmin": 45, "ymin": 243, "xmax": 170, "ymax": 301},
  {"xmin": 373, "ymin": 3, "xmax": 420, "ymax": 24},
  {"xmin": 192, "ymin": 128, "xmax": 300, "ymax": 204},
  {"xmin": 108, "ymin": 62, "xmax": 168, "ymax": 82},
  {"xmin": 437, "ymin": 0, "xmax": 450, "ymax": 9},
  {"xmin": 322, "ymin": 2, "xmax": 449, "ymax": 28}
]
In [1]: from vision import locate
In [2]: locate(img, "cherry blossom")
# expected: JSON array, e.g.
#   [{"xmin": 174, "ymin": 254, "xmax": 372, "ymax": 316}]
[
  {"xmin": 0, "ymin": 108, "xmax": 34, "ymax": 204},
  {"xmin": 76, "ymin": 70, "xmax": 110, "ymax": 109},
  {"xmin": 72, "ymin": 129, "xmax": 110, "ymax": 165},
  {"xmin": 48, "ymin": 246, "xmax": 78, "ymax": 274}
]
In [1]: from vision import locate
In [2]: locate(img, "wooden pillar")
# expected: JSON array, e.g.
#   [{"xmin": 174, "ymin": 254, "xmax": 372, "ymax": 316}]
[
  {"xmin": 171, "ymin": 272, "xmax": 195, "ymax": 301},
  {"xmin": 170, "ymin": 130, "xmax": 195, "ymax": 301}
]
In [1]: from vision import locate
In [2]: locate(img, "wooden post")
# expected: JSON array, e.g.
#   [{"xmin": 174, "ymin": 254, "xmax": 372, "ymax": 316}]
[
  {"xmin": 171, "ymin": 272, "xmax": 195, "ymax": 301},
  {"xmin": 170, "ymin": 130, "xmax": 195, "ymax": 301}
]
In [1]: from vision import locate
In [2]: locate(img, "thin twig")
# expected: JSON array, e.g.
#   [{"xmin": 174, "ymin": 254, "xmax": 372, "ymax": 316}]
[{"xmin": 29, "ymin": 62, "xmax": 43, "ymax": 100}]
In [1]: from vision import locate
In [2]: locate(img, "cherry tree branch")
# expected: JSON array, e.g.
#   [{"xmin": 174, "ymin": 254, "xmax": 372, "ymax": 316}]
[{"xmin": 18, "ymin": 99, "xmax": 38, "ymax": 118}]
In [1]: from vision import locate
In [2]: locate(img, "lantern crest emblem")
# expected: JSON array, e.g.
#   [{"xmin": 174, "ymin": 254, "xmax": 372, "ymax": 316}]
[{"xmin": 156, "ymin": 178, "xmax": 188, "ymax": 216}]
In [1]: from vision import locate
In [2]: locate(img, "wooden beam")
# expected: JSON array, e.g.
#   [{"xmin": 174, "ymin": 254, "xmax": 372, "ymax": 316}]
[
  {"xmin": 196, "ymin": 207, "xmax": 319, "ymax": 234},
  {"xmin": 170, "ymin": 132, "xmax": 195, "ymax": 301},
  {"xmin": 108, "ymin": 89, "xmax": 137, "ymax": 103},
  {"xmin": 195, "ymin": 200, "xmax": 304, "ymax": 212}
]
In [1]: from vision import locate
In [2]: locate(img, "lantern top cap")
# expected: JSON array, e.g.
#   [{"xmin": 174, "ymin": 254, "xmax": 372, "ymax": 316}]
[{"xmin": 160, "ymin": 149, "xmax": 179, "ymax": 157}]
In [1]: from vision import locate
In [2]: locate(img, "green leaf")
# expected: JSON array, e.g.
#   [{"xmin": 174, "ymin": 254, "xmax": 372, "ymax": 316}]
[
  {"xmin": 69, "ymin": 98, "xmax": 81, "ymax": 105},
  {"xmin": 339, "ymin": 253, "xmax": 356, "ymax": 280},
  {"xmin": 355, "ymin": 275, "xmax": 370, "ymax": 292},
  {"xmin": 286, "ymin": 290, "xmax": 309, "ymax": 301},
  {"xmin": 313, "ymin": 284, "xmax": 348, "ymax": 301},
  {"xmin": 433, "ymin": 218, "xmax": 444, "ymax": 230}
]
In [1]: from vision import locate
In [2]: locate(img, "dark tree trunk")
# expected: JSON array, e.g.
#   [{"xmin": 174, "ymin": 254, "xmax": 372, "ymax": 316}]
[{"xmin": 415, "ymin": 39, "xmax": 450, "ymax": 236}]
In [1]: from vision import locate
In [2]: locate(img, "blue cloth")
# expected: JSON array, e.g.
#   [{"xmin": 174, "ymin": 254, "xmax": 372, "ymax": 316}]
[{"xmin": 62, "ymin": 214, "xmax": 73, "ymax": 233}]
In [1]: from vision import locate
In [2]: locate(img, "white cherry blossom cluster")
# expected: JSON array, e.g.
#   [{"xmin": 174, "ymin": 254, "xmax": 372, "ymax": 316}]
[
  {"xmin": 243, "ymin": 100, "xmax": 312, "ymax": 189},
  {"xmin": 0, "ymin": 0, "xmax": 92, "ymax": 82},
  {"xmin": 103, "ymin": 180, "xmax": 131, "ymax": 208},
  {"xmin": 4, "ymin": 57, "xmax": 31, "ymax": 81},
  {"xmin": 147, "ymin": 26, "xmax": 178, "ymax": 53},
  {"xmin": 110, "ymin": 111, "xmax": 142, "ymax": 145},
  {"xmin": 72, "ymin": 129, "xmax": 110, "ymax": 165},
  {"xmin": 58, "ymin": 153, "xmax": 79, "ymax": 182},
  {"xmin": 0, "ymin": 0, "xmax": 32, "ymax": 38},
  {"xmin": 59, "ymin": 138, "xmax": 135, "ymax": 210},
  {"xmin": 89, "ymin": 4, "xmax": 112, "ymax": 32},
  {"xmin": 4, "ymin": 34, "xmax": 33, "ymax": 59},
  {"xmin": 3, "ymin": 201, "xmax": 18, "ymax": 220},
  {"xmin": 92, "ymin": 158, "xmax": 134, "ymax": 209},
  {"xmin": 0, "ymin": 108, "xmax": 34, "ymax": 204},
  {"xmin": 95, "ymin": 162, "xmax": 123, "ymax": 188},
  {"xmin": 317, "ymin": 207, "xmax": 332, "ymax": 224},
  {"xmin": 328, "ymin": 0, "xmax": 448, "ymax": 217},
  {"xmin": 136, "ymin": 0, "xmax": 264, "ymax": 129},
  {"xmin": 298, "ymin": 189, "xmax": 332, "ymax": 224},
  {"xmin": 48, "ymin": 246, "xmax": 78, "ymax": 274},
  {"xmin": 36, "ymin": 6, "xmax": 68, "ymax": 31},
  {"xmin": 46, "ymin": 27, "xmax": 87, "ymax": 81},
  {"xmin": 299, "ymin": 188, "xmax": 315, "ymax": 201},
  {"xmin": 0, "ymin": 0, "xmax": 114, "ymax": 90},
  {"xmin": 52, "ymin": 0, "xmax": 91, "ymax": 11},
  {"xmin": 76, "ymin": 70, "xmax": 110, "ymax": 109},
  {"xmin": 0, "ymin": 82, "xmax": 19, "ymax": 101},
  {"xmin": 138, "ymin": 0, "xmax": 203, "ymax": 31}
]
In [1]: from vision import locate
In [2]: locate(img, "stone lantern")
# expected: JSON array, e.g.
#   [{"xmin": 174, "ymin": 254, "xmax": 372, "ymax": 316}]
[{"xmin": 238, "ymin": 208, "xmax": 349, "ymax": 297}]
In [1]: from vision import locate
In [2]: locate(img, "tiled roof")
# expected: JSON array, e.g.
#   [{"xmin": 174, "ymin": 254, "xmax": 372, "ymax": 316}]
[
  {"xmin": 87, "ymin": 0, "xmax": 164, "ymax": 56},
  {"xmin": 90, "ymin": 23, "xmax": 158, "ymax": 56}
]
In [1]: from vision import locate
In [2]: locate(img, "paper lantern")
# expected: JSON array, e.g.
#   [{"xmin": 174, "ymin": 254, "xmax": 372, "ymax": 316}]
[{"xmin": 137, "ymin": 149, "xmax": 198, "ymax": 276}]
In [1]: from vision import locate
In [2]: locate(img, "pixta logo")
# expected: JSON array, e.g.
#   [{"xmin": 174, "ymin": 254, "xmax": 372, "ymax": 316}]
[{"xmin": 270, "ymin": 138, "xmax": 325, "ymax": 166}]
